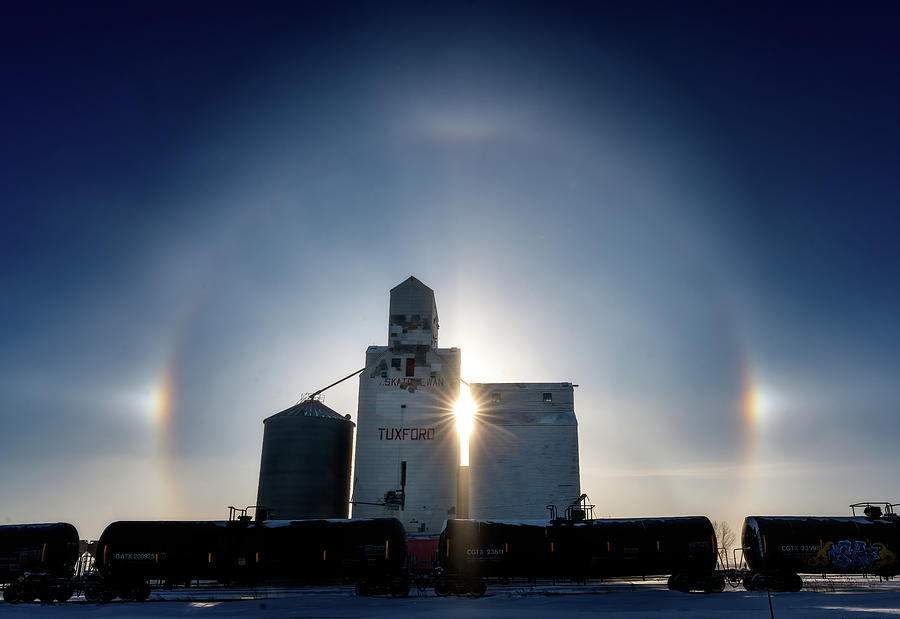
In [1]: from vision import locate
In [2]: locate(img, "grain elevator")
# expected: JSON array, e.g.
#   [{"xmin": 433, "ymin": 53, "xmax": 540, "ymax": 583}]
[
  {"xmin": 351, "ymin": 277, "xmax": 461, "ymax": 533},
  {"xmin": 256, "ymin": 276, "xmax": 582, "ymax": 531},
  {"xmin": 468, "ymin": 382, "xmax": 581, "ymax": 519}
]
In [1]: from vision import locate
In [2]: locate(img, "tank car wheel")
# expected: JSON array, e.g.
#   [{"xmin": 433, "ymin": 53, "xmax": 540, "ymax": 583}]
[
  {"xmin": 467, "ymin": 579, "xmax": 487, "ymax": 598},
  {"xmin": 38, "ymin": 586, "xmax": 57, "ymax": 605},
  {"xmin": 98, "ymin": 588, "xmax": 115, "ymax": 604},
  {"xmin": 742, "ymin": 574, "xmax": 756, "ymax": 591},
  {"xmin": 434, "ymin": 577, "xmax": 450, "ymax": 597},
  {"xmin": 3, "ymin": 583, "xmax": 23, "ymax": 604},
  {"xmin": 120, "ymin": 583, "xmax": 142, "ymax": 602},
  {"xmin": 355, "ymin": 580, "xmax": 369, "ymax": 596},
  {"xmin": 787, "ymin": 573, "xmax": 802, "ymax": 592},
  {"xmin": 56, "ymin": 584, "xmax": 73, "ymax": 602},
  {"xmin": 704, "ymin": 574, "xmax": 726, "ymax": 593},
  {"xmin": 18, "ymin": 584, "xmax": 38, "ymax": 603},
  {"xmin": 667, "ymin": 574, "xmax": 690, "ymax": 593},
  {"xmin": 83, "ymin": 585, "xmax": 101, "ymax": 603},
  {"xmin": 390, "ymin": 578, "xmax": 410, "ymax": 598},
  {"xmin": 134, "ymin": 582, "xmax": 151, "ymax": 602},
  {"xmin": 751, "ymin": 573, "xmax": 767, "ymax": 591}
]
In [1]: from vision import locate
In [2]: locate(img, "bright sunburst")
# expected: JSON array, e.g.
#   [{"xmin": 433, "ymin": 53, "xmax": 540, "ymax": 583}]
[{"xmin": 454, "ymin": 384, "xmax": 477, "ymax": 466}]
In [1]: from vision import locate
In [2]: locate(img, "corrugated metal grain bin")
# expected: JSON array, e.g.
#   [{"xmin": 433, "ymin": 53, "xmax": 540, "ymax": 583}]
[{"xmin": 256, "ymin": 399, "xmax": 355, "ymax": 519}]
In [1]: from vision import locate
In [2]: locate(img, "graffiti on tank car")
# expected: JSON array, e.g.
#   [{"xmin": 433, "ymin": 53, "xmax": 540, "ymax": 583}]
[
  {"xmin": 828, "ymin": 540, "xmax": 882, "ymax": 569},
  {"xmin": 809, "ymin": 540, "xmax": 886, "ymax": 569},
  {"xmin": 809, "ymin": 543, "xmax": 832, "ymax": 568},
  {"xmin": 875, "ymin": 546, "xmax": 898, "ymax": 570},
  {"xmin": 378, "ymin": 427, "xmax": 435, "ymax": 440}
]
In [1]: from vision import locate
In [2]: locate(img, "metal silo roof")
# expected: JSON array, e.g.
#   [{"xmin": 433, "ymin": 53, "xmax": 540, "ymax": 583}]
[
  {"xmin": 257, "ymin": 398, "xmax": 355, "ymax": 519},
  {"xmin": 263, "ymin": 399, "xmax": 352, "ymax": 424}
]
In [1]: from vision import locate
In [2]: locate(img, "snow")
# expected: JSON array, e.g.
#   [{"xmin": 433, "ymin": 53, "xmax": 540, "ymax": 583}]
[
  {"xmin": 449, "ymin": 520, "xmax": 551, "ymax": 526},
  {"xmin": 2, "ymin": 579, "xmax": 899, "ymax": 618},
  {"xmin": 747, "ymin": 516, "xmax": 895, "ymax": 523},
  {"xmin": 260, "ymin": 518, "xmax": 378, "ymax": 527},
  {"xmin": 1, "ymin": 523, "xmax": 69, "ymax": 530}
]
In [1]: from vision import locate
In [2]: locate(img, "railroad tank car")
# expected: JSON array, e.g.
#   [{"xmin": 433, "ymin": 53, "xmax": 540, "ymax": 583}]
[
  {"xmin": 742, "ymin": 506, "xmax": 900, "ymax": 591},
  {"xmin": 255, "ymin": 518, "xmax": 408, "ymax": 595},
  {"xmin": 435, "ymin": 516, "xmax": 721, "ymax": 595},
  {"xmin": 0, "ymin": 522, "xmax": 80, "ymax": 604},
  {"xmin": 435, "ymin": 520, "xmax": 550, "ymax": 595},
  {"xmin": 90, "ymin": 517, "xmax": 407, "ymax": 601},
  {"xmin": 90, "ymin": 520, "xmax": 244, "ymax": 601},
  {"xmin": 555, "ymin": 516, "xmax": 721, "ymax": 592}
]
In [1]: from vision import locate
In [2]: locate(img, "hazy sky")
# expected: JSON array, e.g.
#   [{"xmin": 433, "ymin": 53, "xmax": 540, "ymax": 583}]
[{"xmin": 2, "ymin": 1, "xmax": 899, "ymax": 539}]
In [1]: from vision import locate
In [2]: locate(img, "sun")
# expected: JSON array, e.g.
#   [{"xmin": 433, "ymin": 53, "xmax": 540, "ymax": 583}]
[{"xmin": 454, "ymin": 385, "xmax": 477, "ymax": 466}]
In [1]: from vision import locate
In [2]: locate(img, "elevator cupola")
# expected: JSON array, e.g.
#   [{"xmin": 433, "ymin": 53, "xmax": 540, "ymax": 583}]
[{"xmin": 389, "ymin": 276, "xmax": 439, "ymax": 349}]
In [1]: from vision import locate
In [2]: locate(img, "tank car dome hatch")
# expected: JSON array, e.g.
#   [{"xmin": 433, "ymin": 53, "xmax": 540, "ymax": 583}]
[{"xmin": 256, "ymin": 399, "xmax": 355, "ymax": 520}]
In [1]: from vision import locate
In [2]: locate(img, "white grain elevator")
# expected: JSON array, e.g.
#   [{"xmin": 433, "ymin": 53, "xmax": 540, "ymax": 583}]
[
  {"xmin": 468, "ymin": 382, "xmax": 581, "ymax": 520},
  {"xmin": 351, "ymin": 277, "xmax": 460, "ymax": 534}
]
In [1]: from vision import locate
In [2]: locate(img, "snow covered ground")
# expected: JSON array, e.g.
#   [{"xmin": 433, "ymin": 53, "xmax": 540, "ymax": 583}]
[{"xmin": 2, "ymin": 579, "xmax": 899, "ymax": 618}]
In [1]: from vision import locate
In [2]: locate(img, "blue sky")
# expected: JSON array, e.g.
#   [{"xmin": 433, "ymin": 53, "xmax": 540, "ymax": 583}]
[{"xmin": 2, "ymin": 1, "xmax": 899, "ymax": 538}]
